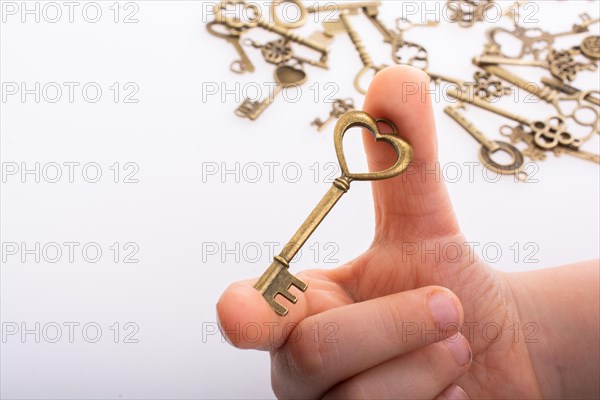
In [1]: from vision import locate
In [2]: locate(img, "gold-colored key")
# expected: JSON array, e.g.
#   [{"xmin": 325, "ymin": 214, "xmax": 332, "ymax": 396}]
[{"xmin": 255, "ymin": 111, "xmax": 413, "ymax": 316}]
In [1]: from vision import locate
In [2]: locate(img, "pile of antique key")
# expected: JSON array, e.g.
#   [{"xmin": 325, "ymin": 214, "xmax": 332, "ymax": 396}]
[{"xmin": 207, "ymin": 0, "xmax": 600, "ymax": 178}]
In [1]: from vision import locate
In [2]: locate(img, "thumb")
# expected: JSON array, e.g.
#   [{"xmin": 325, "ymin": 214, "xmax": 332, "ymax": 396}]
[{"xmin": 362, "ymin": 65, "xmax": 461, "ymax": 243}]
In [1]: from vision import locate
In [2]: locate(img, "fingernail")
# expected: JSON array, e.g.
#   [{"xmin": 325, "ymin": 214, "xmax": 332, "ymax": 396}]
[
  {"xmin": 428, "ymin": 291, "xmax": 460, "ymax": 329},
  {"xmin": 444, "ymin": 332, "xmax": 472, "ymax": 367},
  {"xmin": 441, "ymin": 385, "xmax": 470, "ymax": 400}
]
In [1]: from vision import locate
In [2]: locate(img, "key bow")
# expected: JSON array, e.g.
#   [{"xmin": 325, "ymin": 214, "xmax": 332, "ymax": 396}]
[{"xmin": 334, "ymin": 110, "xmax": 413, "ymax": 181}]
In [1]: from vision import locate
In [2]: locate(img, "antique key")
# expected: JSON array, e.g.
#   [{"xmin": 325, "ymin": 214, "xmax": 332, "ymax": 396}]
[
  {"xmin": 255, "ymin": 111, "xmax": 413, "ymax": 315},
  {"xmin": 445, "ymin": 104, "xmax": 525, "ymax": 176},
  {"xmin": 446, "ymin": 0, "xmax": 494, "ymax": 28},
  {"xmin": 447, "ymin": 88, "xmax": 599, "ymax": 157},
  {"xmin": 311, "ymin": 98, "xmax": 356, "ymax": 131},
  {"xmin": 541, "ymin": 77, "xmax": 600, "ymax": 107},
  {"xmin": 324, "ymin": 10, "xmax": 387, "ymax": 95},
  {"xmin": 485, "ymin": 14, "xmax": 600, "ymax": 60},
  {"xmin": 206, "ymin": 21, "xmax": 255, "ymax": 74},
  {"xmin": 213, "ymin": 0, "xmax": 330, "ymax": 56},
  {"xmin": 235, "ymin": 64, "xmax": 307, "ymax": 120},
  {"xmin": 501, "ymin": 125, "xmax": 600, "ymax": 164},
  {"xmin": 475, "ymin": 63, "xmax": 599, "ymax": 140},
  {"xmin": 474, "ymin": 49, "xmax": 598, "ymax": 82},
  {"xmin": 243, "ymin": 38, "xmax": 329, "ymax": 69},
  {"xmin": 391, "ymin": 18, "xmax": 438, "ymax": 70}
]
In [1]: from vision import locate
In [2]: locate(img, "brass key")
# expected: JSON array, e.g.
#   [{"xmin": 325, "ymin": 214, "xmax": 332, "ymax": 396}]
[
  {"xmin": 311, "ymin": 98, "xmax": 355, "ymax": 132},
  {"xmin": 445, "ymin": 104, "xmax": 525, "ymax": 176},
  {"xmin": 447, "ymin": 88, "xmax": 600, "ymax": 163},
  {"xmin": 236, "ymin": 64, "xmax": 307, "ymax": 120},
  {"xmin": 474, "ymin": 63, "xmax": 599, "ymax": 140},
  {"xmin": 255, "ymin": 111, "xmax": 413, "ymax": 315},
  {"xmin": 206, "ymin": 21, "xmax": 255, "ymax": 74},
  {"xmin": 214, "ymin": 0, "xmax": 329, "ymax": 55},
  {"xmin": 324, "ymin": 10, "xmax": 386, "ymax": 95}
]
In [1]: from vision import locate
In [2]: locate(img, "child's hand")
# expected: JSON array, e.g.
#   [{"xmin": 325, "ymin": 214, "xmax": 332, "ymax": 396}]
[{"xmin": 217, "ymin": 66, "xmax": 600, "ymax": 399}]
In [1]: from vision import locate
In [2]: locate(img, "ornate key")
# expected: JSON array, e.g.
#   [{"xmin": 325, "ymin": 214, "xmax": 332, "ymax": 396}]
[
  {"xmin": 206, "ymin": 21, "xmax": 255, "ymax": 74},
  {"xmin": 501, "ymin": 125, "xmax": 600, "ymax": 164},
  {"xmin": 213, "ymin": 0, "xmax": 331, "ymax": 56},
  {"xmin": 580, "ymin": 35, "xmax": 600, "ymax": 60},
  {"xmin": 324, "ymin": 10, "xmax": 387, "ymax": 95},
  {"xmin": 428, "ymin": 70, "xmax": 512, "ymax": 102},
  {"xmin": 485, "ymin": 14, "xmax": 600, "ymax": 60},
  {"xmin": 255, "ymin": 111, "xmax": 413, "ymax": 315},
  {"xmin": 311, "ymin": 98, "xmax": 355, "ymax": 132},
  {"xmin": 541, "ymin": 77, "xmax": 600, "ymax": 107},
  {"xmin": 445, "ymin": 104, "xmax": 525, "ymax": 176},
  {"xmin": 446, "ymin": 0, "xmax": 494, "ymax": 28},
  {"xmin": 243, "ymin": 38, "xmax": 328, "ymax": 69},
  {"xmin": 474, "ymin": 63, "xmax": 599, "ymax": 140},
  {"xmin": 447, "ymin": 88, "xmax": 598, "ymax": 156},
  {"xmin": 391, "ymin": 18, "xmax": 438, "ymax": 70},
  {"xmin": 235, "ymin": 64, "xmax": 307, "ymax": 120},
  {"xmin": 500, "ymin": 125, "xmax": 547, "ymax": 161},
  {"xmin": 474, "ymin": 49, "xmax": 598, "ymax": 82}
]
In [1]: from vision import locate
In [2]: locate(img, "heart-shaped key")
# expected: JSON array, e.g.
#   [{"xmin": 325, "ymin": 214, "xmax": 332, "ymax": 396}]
[{"xmin": 254, "ymin": 110, "xmax": 413, "ymax": 316}]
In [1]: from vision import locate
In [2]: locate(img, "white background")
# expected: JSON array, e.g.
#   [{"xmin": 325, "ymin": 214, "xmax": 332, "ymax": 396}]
[{"xmin": 1, "ymin": 1, "xmax": 599, "ymax": 399}]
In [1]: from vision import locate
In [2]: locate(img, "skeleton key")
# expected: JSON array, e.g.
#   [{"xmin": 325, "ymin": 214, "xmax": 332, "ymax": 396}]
[
  {"xmin": 324, "ymin": 10, "xmax": 386, "ymax": 95},
  {"xmin": 362, "ymin": 3, "xmax": 395, "ymax": 43},
  {"xmin": 446, "ymin": 0, "xmax": 494, "ymax": 28},
  {"xmin": 214, "ymin": 0, "xmax": 330, "ymax": 56},
  {"xmin": 235, "ymin": 64, "xmax": 307, "ymax": 120},
  {"xmin": 474, "ymin": 50, "xmax": 598, "ymax": 82},
  {"xmin": 447, "ymin": 87, "xmax": 583, "ymax": 151},
  {"xmin": 500, "ymin": 125, "xmax": 547, "ymax": 161},
  {"xmin": 311, "ymin": 98, "xmax": 356, "ymax": 132},
  {"xmin": 541, "ymin": 77, "xmax": 600, "ymax": 107},
  {"xmin": 475, "ymin": 64, "xmax": 599, "ymax": 140},
  {"xmin": 255, "ymin": 111, "xmax": 413, "ymax": 316},
  {"xmin": 427, "ymin": 71, "xmax": 511, "ymax": 102},
  {"xmin": 391, "ymin": 18, "xmax": 438, "ymax": 70},
  {"xmin": 306, "ymin": 1, "xmax": 382, "ymax": 14},
  {"xmin": 445, "ymin": 104, "xmax": 525, "ymax": 176},
  {"xmin": 244, "ymin": 38, "xmax": 329, "ymax": 69},
  {"xmin": 500, "ymin": 125, "xmax": 600, "ymax": 164},
  {"xmin": 486, "ymin": 14, "xmax": 599, "ymax": 60},
  {"xmin": 206, "ymin": 21, "xmax": 255, "ymax": 74}
]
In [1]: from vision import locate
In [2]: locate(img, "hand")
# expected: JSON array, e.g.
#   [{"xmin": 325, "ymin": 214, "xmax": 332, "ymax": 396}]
[{"xmin": 217, "ymin": 66, "xmax": 599, "ymax": 399}]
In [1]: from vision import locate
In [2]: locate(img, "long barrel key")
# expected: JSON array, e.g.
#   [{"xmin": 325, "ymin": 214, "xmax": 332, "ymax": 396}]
[{"xmin": 254, "ymin": 111, "xmax": 413, "ymax": 316}]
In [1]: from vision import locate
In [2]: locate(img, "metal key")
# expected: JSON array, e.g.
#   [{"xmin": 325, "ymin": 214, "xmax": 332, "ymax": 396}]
[
  {"xmin": 541, "ymin": 77, "xmax": 600, "ymax": 107},
  {"xmin": 255, "ymin": 111, "xmax": 413, "ymax": 315},
  {"xmin": 324, "ymin": 10, "xmax": 386, "ymax": 95},
  {"xmin": 236, "ymin": 64, "xmax": 307, "ymax": 120},
  {"xmin": 391, "ymin": 18, "xmax": 438, "ymax": 70},
  {"xmin": 486, "ymin": 14, "xmax": 600, "ymax": 60},
  {"xmin": 446, "ymin": 0, "xmax": 494, "ymax": 28},
  {"xmin": 474, "ymin": 63, "xmax": 599, "ymax": 140},
  {"xmin": 206, "ymin": 21, "xmax": 255, "ymax": 74},
  {"xmin": 474, "ymin": 49, "xmax": 598, "ymax": 82},
  {"xmin": 501, "ymin": 125, "xmax": 600, "ymax": 164},
  {"xmin": 445, "ymin": 104, "xmax": 525, "ymax": 176},
  {"xmin": 214, "ymin": 0, "xmax": 329, "ymax": 55},
  {"xmin": 311, "ymin": 98, "xmax": 355, "ymax": 132},
  {"xmin": 243, "ymin": 38, "xmax": 328, "ymax": 69},
  {"xmin": 447, "ymin": 88, "xmax": 598, "ymax": 158}
]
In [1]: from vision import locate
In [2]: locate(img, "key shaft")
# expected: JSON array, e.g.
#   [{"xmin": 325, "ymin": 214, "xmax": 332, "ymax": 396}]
[
  {"xmin": 280, "ymin": 177, "xmax": 350, "ymax": 262},
  {"xmin": 444, "ymin": 105, "xmax": 500, "ymax": 151},
  {"xmin": 447, "ymin": 87, "xmax": 531, "ymax": 126},
  {"xmin": 477, "ymin": 63, "xmax": 557, "ymax": 102}
]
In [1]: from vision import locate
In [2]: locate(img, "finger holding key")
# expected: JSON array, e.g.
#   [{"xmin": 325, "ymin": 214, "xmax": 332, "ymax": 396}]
[{"xmin": 271, "ymin": 286, "xmax": 468, "ymax": 399}]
